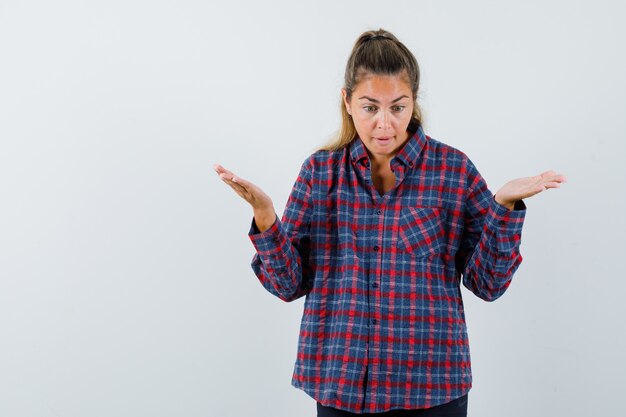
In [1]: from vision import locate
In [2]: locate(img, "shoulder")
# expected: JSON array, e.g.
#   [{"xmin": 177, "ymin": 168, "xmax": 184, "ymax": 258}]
[
  {"xmin": 425, "ymin": 136, "xmax": 470, "ymax": 163},
  {"xmin": 424, "ymin": 135, "xmax": 483, "ymax": 184},
  {"xmin": 299, "ymin": 147, "xmax": 348, "ymax": 173}
]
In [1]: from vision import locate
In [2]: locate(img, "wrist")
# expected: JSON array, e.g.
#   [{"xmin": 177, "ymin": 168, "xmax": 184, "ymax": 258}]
[
  {"xmin": 494, "ymin": 195, "xmax": 515, "ymax": 210},
  {"xmin": 253, "ymin": 207, "xmax": 276, "ymax": 232}
]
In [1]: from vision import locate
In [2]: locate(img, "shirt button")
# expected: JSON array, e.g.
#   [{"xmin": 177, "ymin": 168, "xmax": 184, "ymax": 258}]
[
  {"xmin": 364, "ymin": 161, "xmax": 370, "ymax": 168},
  {"xmin": 376, "ymin": 209, "xmax": 382, "ymax": 215},
  {"xmin": 372, "ymin": 282, "xmax": 378, "ymax": 288},
  {"xmin": 373, "ymin": 245, "xmax": 380, "ymax": 251},
  {"xmin": 372, "ymin": 319, "xmax": 377, "ymax": 324}
]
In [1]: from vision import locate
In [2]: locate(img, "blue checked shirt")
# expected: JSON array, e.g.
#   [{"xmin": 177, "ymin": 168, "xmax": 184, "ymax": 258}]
[{"xmin": 248, "ymin": 121, "xmax": 526, "ymax": 413}]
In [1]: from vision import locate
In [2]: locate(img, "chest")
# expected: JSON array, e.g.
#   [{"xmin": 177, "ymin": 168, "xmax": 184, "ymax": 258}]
[
  {"xmin": 308, "ymin": 165, "xmax": 467, "ymax": 259},
  {"xmin": 371, "ymin": 169, "xmax": 396, "ymax": 196}
]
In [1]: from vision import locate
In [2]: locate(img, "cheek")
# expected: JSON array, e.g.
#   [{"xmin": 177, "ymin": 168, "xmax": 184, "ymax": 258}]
[
  {"xmin": 393, "ymin": 113, "xmax": 413, "ymax": 128},
  {"xmin": 352, "ymin": 116, "xmax": 374, "ymax": 131}
]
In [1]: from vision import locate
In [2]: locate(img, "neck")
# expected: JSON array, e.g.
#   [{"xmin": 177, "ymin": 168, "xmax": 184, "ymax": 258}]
[
  {"xmin": 369, "ymin": 154, "xmax": 393, "ymax": 172},
  {"xmin": 367, "ymin": 129, "xmax": 411, "ymax": 170}
]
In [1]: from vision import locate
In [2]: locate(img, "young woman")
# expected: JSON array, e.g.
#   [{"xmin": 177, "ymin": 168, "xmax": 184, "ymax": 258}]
[{"xmin": 215, "ymin": 29, "xmax": 566, "ymax": 417}]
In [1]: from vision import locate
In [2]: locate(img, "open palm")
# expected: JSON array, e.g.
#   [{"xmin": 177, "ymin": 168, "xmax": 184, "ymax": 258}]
[
  {"xmin": 213, "ymin": 163, "xmax": 274, "ymax": 211},
  {"xmin": 495, "ymin": 170, "xmax": 567, "ymax": 207}
]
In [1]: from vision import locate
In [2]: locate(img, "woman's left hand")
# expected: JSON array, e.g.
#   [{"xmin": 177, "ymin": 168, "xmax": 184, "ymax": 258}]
[{"xmin": 494, "ymin": 170, "xmax": 567, "ymax": 210}]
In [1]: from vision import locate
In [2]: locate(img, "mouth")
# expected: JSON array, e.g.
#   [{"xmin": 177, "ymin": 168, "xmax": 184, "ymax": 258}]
[{"xmin": 374, "ymin": 136, "xmax": 393, "ymax": 144}]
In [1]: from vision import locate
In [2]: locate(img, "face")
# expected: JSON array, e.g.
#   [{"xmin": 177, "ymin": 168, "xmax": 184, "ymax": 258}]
[{"xmin": 342, "ymin": 73, "xmax": 414, "ymax": 162}]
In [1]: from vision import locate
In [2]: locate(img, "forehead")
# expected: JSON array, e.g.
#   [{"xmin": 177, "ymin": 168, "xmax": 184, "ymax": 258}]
[{"xmin": 353, "ymin": 72, "xmax": 412, "ymax": 99}]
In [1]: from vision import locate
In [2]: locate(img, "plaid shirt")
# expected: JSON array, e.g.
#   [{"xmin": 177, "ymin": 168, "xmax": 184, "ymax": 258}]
[{"xmin": 248, "ymin": 122, "xmax": 526, "ymax": 413}]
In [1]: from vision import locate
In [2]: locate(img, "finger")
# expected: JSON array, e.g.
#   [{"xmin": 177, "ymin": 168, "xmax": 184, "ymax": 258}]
[
  {"xmin": 222, "ymin": 178, "xmax": 253, "ymax": 201},
  {"xmin": 214, "ymin": 164, "xmax": 259, "ymax": 190},
  {"xmin": 221, "ymin": 175, "xmax": 248, "ymax": 192},
  {"xmin": 542, "ymin": 182, "xmax": 562, "ymax": 189},
  {"xmin": 223, "ymin": 175, "xmax": 254, "ymax": 196},
  {"xmin": 213, "ymin": 163, "xmax": 229, "ymax": 175},
  {"xmin": 542, "ymin": 175, "xmax": 567, "ymax": 186},
  {"xmin": 539, "ymin": 170, "xmax": 557, "ymax": 177},
  {"xmin": 222, "ymin": 174, "xmax": 251, "ymax": 194},
  {"xmin": 539, "ymin": 171, "xmax": 568, "ymax": 183},
  {"xmin": 215, "ymin": 164, "xmax": 236, "ymax": 178},
  {"xmin": 219, "ymin": 172, "xmax": 240, "ymax": 185},
  {"xmin": 230, "ymin": 174, "xmax": 255, "ymax": 190},
  {"xmin": 215, "ymin": 165, "xmax": 248, "ymax": 187}
]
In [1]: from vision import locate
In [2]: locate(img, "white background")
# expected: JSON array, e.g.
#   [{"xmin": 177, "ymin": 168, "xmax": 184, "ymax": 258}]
[{"xmin": 1, "ymin": 1, "xmax": 625, "ymax": 416}]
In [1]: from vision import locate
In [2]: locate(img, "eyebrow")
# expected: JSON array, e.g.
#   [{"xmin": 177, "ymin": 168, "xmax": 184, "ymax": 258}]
[{"xmin": 357, "ymin": 95, "xmax": 409, "ymax": 103}]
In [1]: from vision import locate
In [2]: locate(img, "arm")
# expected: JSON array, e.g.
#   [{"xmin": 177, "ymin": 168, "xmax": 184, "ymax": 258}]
[
  {"xmin": 456, "ymin": 161, "xmax": 566, "ymax": 301},
  {"xmin": 247, "ymin": 158, "xmax": 314, "ymax": 302},
  {"xmin": 456, "ymin": 169, "xmax": 526, "ymax": 302}
]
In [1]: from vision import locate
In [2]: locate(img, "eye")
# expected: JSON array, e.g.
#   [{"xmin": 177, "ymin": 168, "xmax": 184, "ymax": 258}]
[
  {"xmin": 392, "ymin": 105, "xmax": 406, "ymax": 112},
  {"xmin": 363, "ymin": 105, "xmax": 377, "ymax": 112}
]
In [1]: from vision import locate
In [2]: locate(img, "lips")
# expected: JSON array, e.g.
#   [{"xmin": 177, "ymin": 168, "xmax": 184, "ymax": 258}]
[{"xmin": 374, "ymin": 137, "xmax": 393, "ymax": 144}]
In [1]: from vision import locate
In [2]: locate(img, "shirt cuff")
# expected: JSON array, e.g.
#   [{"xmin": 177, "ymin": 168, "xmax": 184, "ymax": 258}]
[
  {"xmin": 248, "ymin": 215, "xmax": 284, "ymax": 256},
  {"xmin": 487, "ymin": 197, "xmax": 526, "ymax": 252}
]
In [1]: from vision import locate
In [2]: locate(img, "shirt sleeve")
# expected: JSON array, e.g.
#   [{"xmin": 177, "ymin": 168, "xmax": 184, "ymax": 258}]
[
  {"xmin": 247, "ymin": 156, "xmax": 314, "ymax": 302},
  {"xmin": 456, "ymin": 160, "xmax": 526, "ymax": 301}
]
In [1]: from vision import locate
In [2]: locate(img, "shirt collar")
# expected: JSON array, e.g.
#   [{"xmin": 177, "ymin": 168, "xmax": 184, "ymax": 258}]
[{"xmin": 349, "ymin": 119, "xmax": 427, "ymax": 168}]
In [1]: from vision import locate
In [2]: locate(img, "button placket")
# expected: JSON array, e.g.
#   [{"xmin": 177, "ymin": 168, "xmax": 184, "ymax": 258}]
[{"xmin": 369, "ymin": 204, "xmax": 385, "ymax": 328}]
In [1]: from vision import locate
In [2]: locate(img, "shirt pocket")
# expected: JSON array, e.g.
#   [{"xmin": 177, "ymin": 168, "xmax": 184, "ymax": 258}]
[{"xmin": 397, "ymin": 206, "xmax": 447, "ymax": 257}]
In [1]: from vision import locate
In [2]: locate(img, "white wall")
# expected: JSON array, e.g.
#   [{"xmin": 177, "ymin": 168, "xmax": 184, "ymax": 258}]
[{"xmin": 1, "ymin": 1, "xmax": 624, "ymax": 416}]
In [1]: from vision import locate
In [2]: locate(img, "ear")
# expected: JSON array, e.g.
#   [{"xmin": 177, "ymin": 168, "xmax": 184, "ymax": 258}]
[{"xmin": 341, "ymin": 88, "xmax": 351, "ymax": 116}]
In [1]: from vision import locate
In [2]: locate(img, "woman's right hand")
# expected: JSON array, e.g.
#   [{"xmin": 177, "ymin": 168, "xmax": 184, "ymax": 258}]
[{"xmin": 214, "ymin": 163, "xmax": 276, "ymax": 232}]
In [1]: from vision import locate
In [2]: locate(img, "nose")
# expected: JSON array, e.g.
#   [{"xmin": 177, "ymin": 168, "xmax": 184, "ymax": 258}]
[{"xmin": 377, "ymin": 109, "xmax": 391, "ymax": 130}]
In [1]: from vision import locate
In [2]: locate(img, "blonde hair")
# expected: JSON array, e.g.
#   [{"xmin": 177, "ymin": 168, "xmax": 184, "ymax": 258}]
[{"xmin": 321, "ymin": 29, "xmax": 423, "ymax": 152}]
